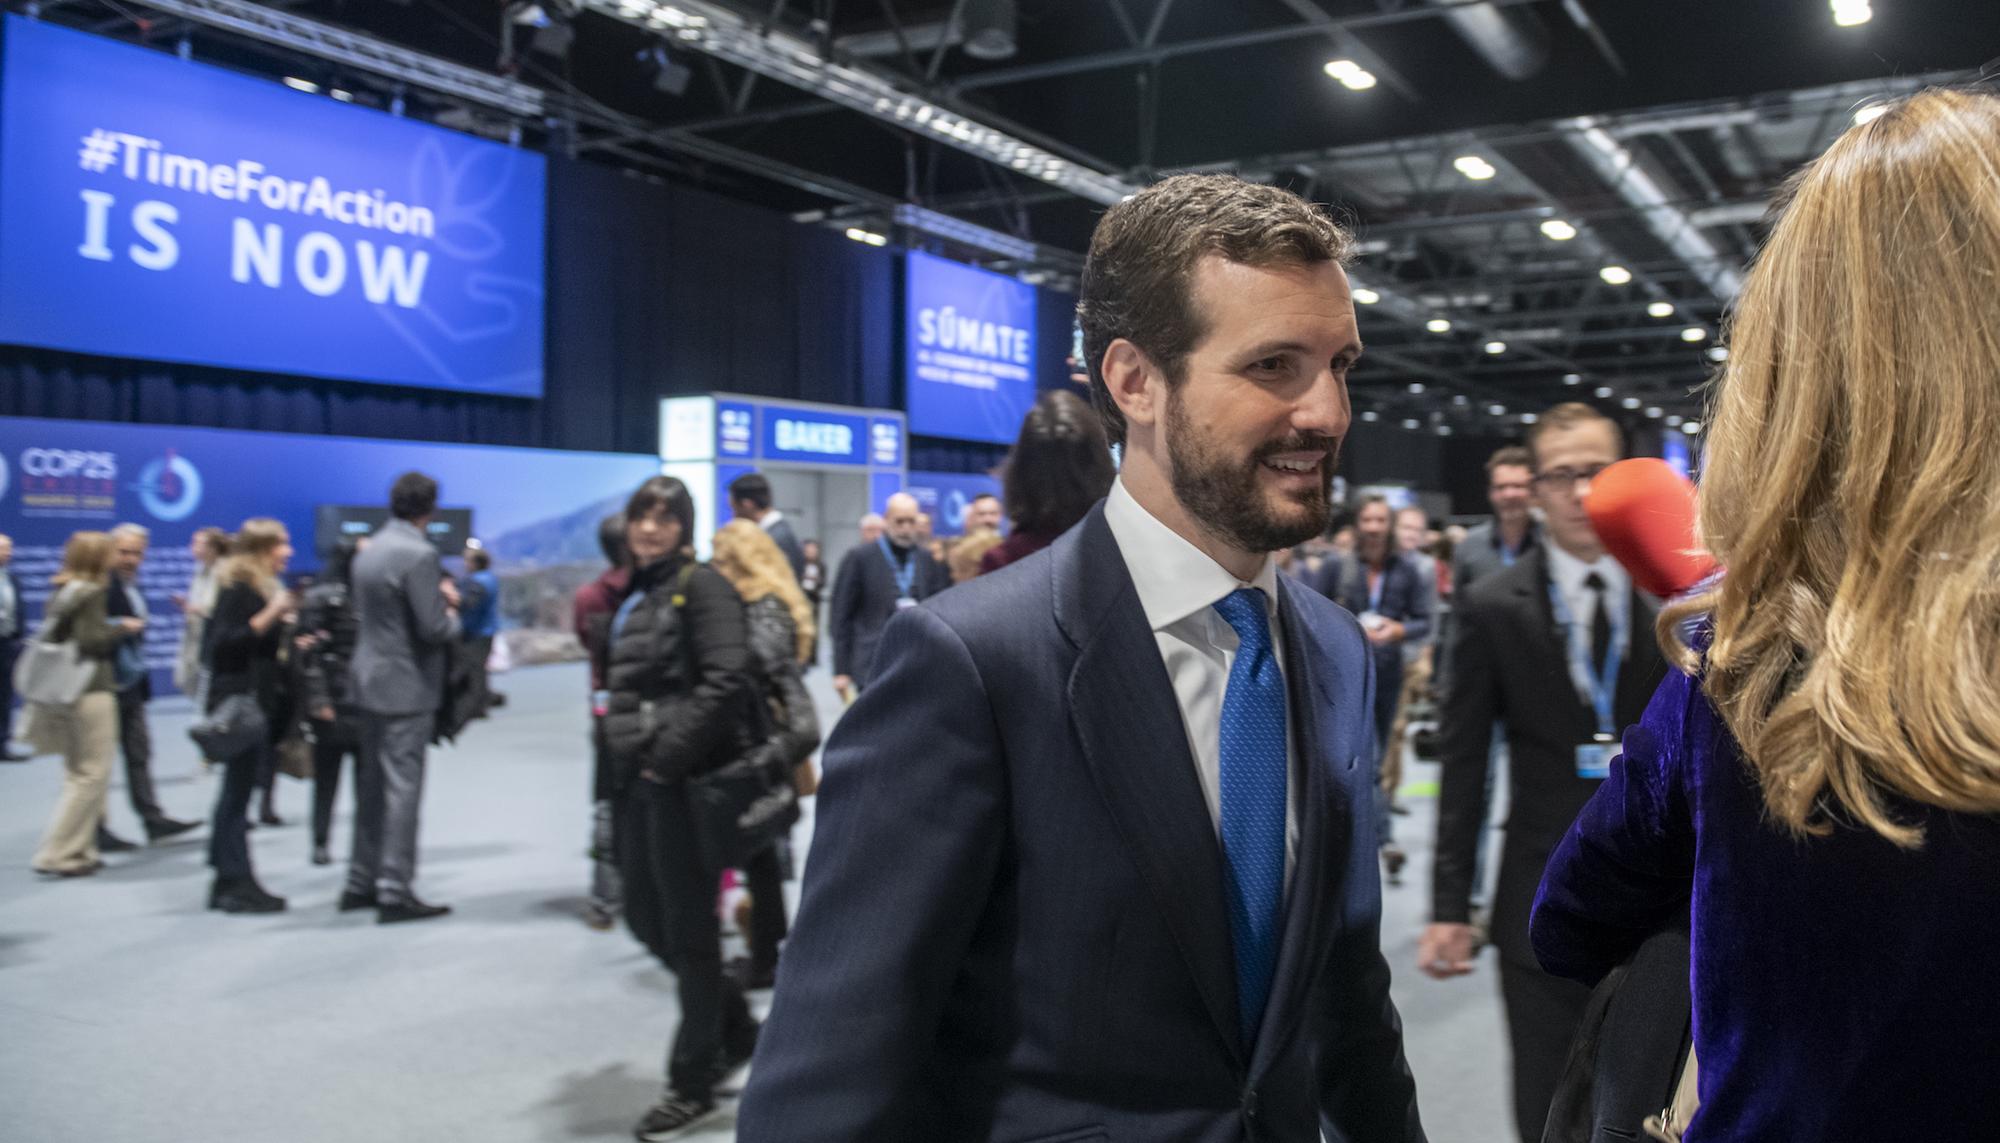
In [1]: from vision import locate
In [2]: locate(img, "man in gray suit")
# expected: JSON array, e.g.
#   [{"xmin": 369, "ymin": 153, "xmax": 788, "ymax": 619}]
[{"xmin": 342, "ymin": 472, "xmax": 460, "ymax": 924}]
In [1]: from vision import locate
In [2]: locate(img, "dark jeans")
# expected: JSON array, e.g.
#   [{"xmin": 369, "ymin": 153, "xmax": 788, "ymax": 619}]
[
  {"xmin": 115, "ymin": 686, "xmax": 164, "ymax": 823},
  {"xmin": 310, "ymin": 719, "xmax": 362, "ymax": 849},
  {"xmin": 1371, "ymin": 651, "xmax": 1404, "ymax": 848},
  {"xmin": 618, "ymin": 780, "xmax": 754, "ymax": 1099},
  {"xmin": 207, "ymin": 740, "xmax": 266, "ymax": 880},
  {"xmin": 742, "ymin": 844, "xmax": 788, "ymax": 974}
]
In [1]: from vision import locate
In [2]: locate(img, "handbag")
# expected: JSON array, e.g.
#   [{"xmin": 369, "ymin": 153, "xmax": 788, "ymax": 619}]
[
  {"xmin": 189, "ymin": 693, "xmax": 268, "ymax": 760},
  {"xmin": 13, "ymin": 590, "xmax": 98, "ymax": 707},
  {"xmin": 689, "ymin": 738, "xmax": 800, "ymax": 871}
]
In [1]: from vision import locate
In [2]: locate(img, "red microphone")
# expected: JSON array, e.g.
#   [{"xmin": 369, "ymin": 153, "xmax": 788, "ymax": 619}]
[{"xmin": 1583, "ymin": 459, "xmax": 1718, "ymax": 598}]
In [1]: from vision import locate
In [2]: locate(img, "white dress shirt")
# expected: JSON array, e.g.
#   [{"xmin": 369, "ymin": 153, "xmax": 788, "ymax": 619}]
[
  {"xmin": 1103, "ymin": 479, "xmax": 1301, "ymax": 883},
  {"xmin": 758, "ymin": 508, "xmax": 786, "ymax": 533},
  {"xmin": 1542, "ymin": 540, "xmax": 1631, "ymax": 706}
]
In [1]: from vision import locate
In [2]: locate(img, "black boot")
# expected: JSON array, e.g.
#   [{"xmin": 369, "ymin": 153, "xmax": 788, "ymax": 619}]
[{"xmin": 211, "ymin": 876, "xmax": 287, "ymax": 914}]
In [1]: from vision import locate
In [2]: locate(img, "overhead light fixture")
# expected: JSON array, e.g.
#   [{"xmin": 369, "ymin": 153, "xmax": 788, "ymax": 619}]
[
  {"xmin": 1595, "ymin": 385, "xmax": 1615, "ymax": 399},
  {"xmin": 1707, "ymin": 345, "xmax": 1730, "ymax": 362},
  {"xmin": 1831, "ymin": 0, "xmax": 1872, "ymax": 27},
  {"xmin": 1622, "ymin": 397, "xmax": 1643, "ymax": 410},
  {"xmin": 1352, "ymin": 287, "xmax": 1380, "ymax": 305},
  {"xmin": 1488, "ymin": 403, "xmax": 1507, "ymax": 416},
  {"xmin": 1484, "ymin": 341, "xmax": 1506, "ymax": 355},
  {"xmin": 283, "ymin": 76, "xmax": 320, "ymax": 93},
  {"xmin": 1452, "ymin": 394, "xmax": 1470, "ymax": 407},
  {"xmin": 1402, "ymin": 418, "xmax": 1421, "ymax": 430},
  {"xmin": 1683, "ymin": 421, "xmax": 1703, "ymax": 434},
  {"xmin": 637, "ymin": 42, "xmax": 694, "ymax": 94},
  {"xmin": 330, "ymin": 88, "xmax": 355, "ymax": 102},
  {"xmin": 1540, "ymin": 219, "xmax": 1578, "ymax": 241},
  {"xmin": 1520, "ymin": 413, "xmax": 1539, "ymax": 424},
  {"xmin": 1563, "ymin": 373, "xmax": 1582, "ymax": 386},
  {"xmin": 843, "ymin": 227, "xmax": 888, "ymax": 247},
  {"xmin": 1436, "ymin": 424, "xmax": 1453, "ymax": 436},
  {"xmin": 1426, "ymin": 318, "xmax": 1452, "ymax": 333},
  {"xmin": 961, "ymin": 0, "xmax": 1018, "ymax": 61},
  {"xmin": 1853, "ymin": 103, "xmax": 1889, "ymax": 126},
  {"xmin": 1681, "ymin": 327, "xmax": 1708, "ymax": 342},
  {"xmin": 1407, "ymin": 382, "xmax": 1426, "ymax": 395},
  {"xmin": 1453, "ymin": 155, "xmax": 1498, "ymax": 181},
  {"xmin": 1322, "ymin": 58, "xmax": 1377, "ymax": 90},
  {"xmin": 1646, "ymin": 406, "xmax": 1664, "ymax": 418},
  {"xmin": 1360, "ymin": 410, "xmax": 1380, "ymax": 422},
  {"xmin": 1666, "ymin": 415, "xmax": 1684, "ymax": 428},
  {"xmin": 1647, "ymin": 301, "xmax": 1675, "ymax": 318},
  {"xmin": 1600, "ymin": 265, "xmax": 1633, "ymax": 286}
]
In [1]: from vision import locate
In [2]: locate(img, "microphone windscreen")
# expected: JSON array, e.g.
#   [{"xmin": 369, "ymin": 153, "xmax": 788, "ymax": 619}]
[{"xmin": 1583, "ymin": 458, "xmax": 1718, "ymax": 598}]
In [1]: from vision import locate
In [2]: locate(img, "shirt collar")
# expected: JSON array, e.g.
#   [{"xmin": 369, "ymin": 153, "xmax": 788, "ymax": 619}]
[
  {"xmin": 759, "ymin": 509, "xmax": 784, "ymax": 530},
  {"xmin": 1543, "ymin": 538, "xmax": 1627, "ymax": 598},
  {"xmin": 1104, "ymin": 478, "xmax": 1279, "ymax": 633}
]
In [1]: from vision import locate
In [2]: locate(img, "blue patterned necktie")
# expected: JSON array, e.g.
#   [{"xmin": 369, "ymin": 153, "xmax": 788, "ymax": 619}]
[{"xmin": 1212, "ymin": 587, "xmax": 1287, "ymax": 1046}]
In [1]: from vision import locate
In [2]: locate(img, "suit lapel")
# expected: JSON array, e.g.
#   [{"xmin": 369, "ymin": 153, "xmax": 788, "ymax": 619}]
[
  {"xmin": 1247, "ymin": 580, "xmax": 1354, "ymax": 1081},
  {"xmin": 1056, "ymin": 508, "xmax": 1246, "ymax": 1067}
]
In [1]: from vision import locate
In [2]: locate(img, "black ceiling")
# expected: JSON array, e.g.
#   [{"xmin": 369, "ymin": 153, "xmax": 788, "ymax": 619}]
[{"xmin": 39, "ymin": 0, "xmax": 2000, "ymax": 427}]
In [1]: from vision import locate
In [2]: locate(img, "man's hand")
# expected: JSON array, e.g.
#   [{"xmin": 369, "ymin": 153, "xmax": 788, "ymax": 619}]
[
  {"xmin": 1417, "ymin": 922, "xmax": 1478, "ymax": 980},
  {"xmin": 118, "ymin": 617, "xmax": 146, "ymax": 636},
  {"xmin": 1365, "ymin": 619, "xmax": 1407, "ymax": 646},
  {"xmin": 439, "ymin": 578, "xmax": 462, "ymax": 608},
  {"xmin": 833, "ymin": 675, "xmax": 854, "ymax": 702}
]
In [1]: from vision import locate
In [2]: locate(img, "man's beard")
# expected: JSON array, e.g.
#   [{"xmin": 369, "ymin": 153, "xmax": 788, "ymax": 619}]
[{"xmin": 1164, "ymin": 391, "xmax": 1339, "ymax": 553}]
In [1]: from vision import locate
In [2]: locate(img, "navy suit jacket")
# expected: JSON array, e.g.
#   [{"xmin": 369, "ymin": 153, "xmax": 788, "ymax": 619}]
[
  {"xmin": 740, "ymin": 504, "xmax": 1425, "ymax": 1143},
  {"xmin": 827, "ymin": 539, "xmax": 948, "ymax": 684}
]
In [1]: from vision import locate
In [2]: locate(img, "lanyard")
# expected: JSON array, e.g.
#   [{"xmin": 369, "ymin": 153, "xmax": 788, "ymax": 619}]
[
  {"xmin": 1546, "ymin": 577, "xmax": 1625, "ymax": 735},
  {"xmin": 879, "ymin": 536, "xmax": 917, "ymax": 599},
  {"xmin": 610, "ymin": 591, "xmax": 644, "ymax": 645},
  {"xmin": 1366, "ymin": 565, "xmax": 1387, "ymax": 613}
]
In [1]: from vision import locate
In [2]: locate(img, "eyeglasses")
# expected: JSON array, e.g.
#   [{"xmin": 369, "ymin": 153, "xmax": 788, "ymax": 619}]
[{"xmin": 1530, "ymin": 464, "xmax": 1609, "ymax": 492}]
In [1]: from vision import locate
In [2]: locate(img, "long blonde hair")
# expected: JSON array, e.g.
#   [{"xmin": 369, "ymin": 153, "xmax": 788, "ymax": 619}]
[
  {"xmin": 218, "ymin": 518, "xmax": 288, "ymax": 597},
  {"xmin": 712, "ymin": 519, "xmax": 816, "ymax": 663},
  {"xmin": 51, "ymin": 531, "xmax": 112, "ymax": 587},
  {"xmin": 1663, "ymin": 88, "xmax": 2000, "ymax": 847}
]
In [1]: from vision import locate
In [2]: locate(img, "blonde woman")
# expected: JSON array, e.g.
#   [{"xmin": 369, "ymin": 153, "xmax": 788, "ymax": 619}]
[
  {"xmin": 29, "ymin": 532, "xmax": 142, "ymax": 877},
  {"xmin": 201, "ymin": 518, "xmax": 297, "ymax": 913},
  {"xmin": 710, "ymin": 519, "xmax": 821, "ymax": 990},
  {"xmin": 1531, "ymin": 89, "xmax": 2000, "ymax": 1137}
]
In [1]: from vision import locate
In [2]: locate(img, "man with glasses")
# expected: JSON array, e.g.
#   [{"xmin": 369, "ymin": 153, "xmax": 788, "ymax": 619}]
[{"xmin": 1418, "ymin": 403, "xmax": 1668, "ymax": 1142}]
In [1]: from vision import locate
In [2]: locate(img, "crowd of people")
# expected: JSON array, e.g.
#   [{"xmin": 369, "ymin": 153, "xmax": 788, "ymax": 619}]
[{"xmin": 6, "ymin": 86, "xmax": 2000, "ymax": 1143}]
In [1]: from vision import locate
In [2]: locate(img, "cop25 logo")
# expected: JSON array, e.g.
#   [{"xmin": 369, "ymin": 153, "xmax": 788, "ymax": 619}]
[{"xmin": 133, "ymin": 450, "xmax": 202, "ymax": 521}]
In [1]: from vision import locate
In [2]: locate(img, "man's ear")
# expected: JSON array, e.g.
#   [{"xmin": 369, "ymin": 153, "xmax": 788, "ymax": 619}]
[{"xmin": 1102, "ymin": 338, "xmax": 1163, "ymax": 435}]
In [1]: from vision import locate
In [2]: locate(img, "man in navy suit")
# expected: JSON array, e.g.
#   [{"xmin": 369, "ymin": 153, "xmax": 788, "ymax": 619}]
[
  {"xmin": 827, "ymin": 491, "xmax": 948, "ymax": 699},
  {"xmin": 740, "ymin": 174, "xmax": 1425, "ymax": 1143}
]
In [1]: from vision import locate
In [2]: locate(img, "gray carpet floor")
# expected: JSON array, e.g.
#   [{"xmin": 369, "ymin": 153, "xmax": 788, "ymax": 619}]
[{"xmin": 0, "ymin": 661, "xmax": 1514, "ymax": 1142}]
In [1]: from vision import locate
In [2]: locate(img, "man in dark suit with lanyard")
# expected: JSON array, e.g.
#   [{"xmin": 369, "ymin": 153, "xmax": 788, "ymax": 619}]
[
  {"xmin": 1421, "ymin": 402, "xmax": 1667, "ymax": 1142},
  {"xmin": 828, "ymin": 491, "xmax": 946, "ymax": 700},
  {"xmin": 742, "ymin": 173, "xmax": 1423, "ymax": 1143}
]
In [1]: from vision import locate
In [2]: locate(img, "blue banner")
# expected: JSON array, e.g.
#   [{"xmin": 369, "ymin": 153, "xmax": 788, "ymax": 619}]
[
  {"xmin": 0, "ymin": 17, "xmax": 546, "ymax": 396},
  {"xmin": 0, "ymin": 417, "xmax": 658, "ymax": 695},
  {"xmin": 905, "ymin": 250, "xmax": 1037, "ymax": 445},
  {"xmin": 905, "ymin": 470, "xmax": 1002, "ymax": 537},
  {"xmin": 760, "ymin": 406, "xmax": 872, "ymax": 467}
]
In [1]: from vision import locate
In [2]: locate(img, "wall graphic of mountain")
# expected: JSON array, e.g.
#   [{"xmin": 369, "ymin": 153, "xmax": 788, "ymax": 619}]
[{"xmin": 486, "ymin": 493, "xmax": 627, "ymax": 569}]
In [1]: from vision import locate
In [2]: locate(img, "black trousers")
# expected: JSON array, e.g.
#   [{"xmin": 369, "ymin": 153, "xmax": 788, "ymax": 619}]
[
  {"xmin": 618, "ymin": 780, "xmax": 754, "ymax": 1099},
  {"xmin": 309, "ymin": 718, "xmax": 362, "ymax": 850},
  {"xmin": 207, "ymin": 740, "xmax": 266, "ymax": 881},
  {"xmin": 0, "ymin": 637, "xmax": 20, "ymax": 746},
  {"xmin": 1499, "ymin": 954, "xmax": 1594, "ymax": 1143},
  {"xmin": 742, "ymin": 844, "xmax": 788, "ymax": 974},
  {"xmin": 115, "ymin": 686, "xmax": 164, "ymax": 823}
]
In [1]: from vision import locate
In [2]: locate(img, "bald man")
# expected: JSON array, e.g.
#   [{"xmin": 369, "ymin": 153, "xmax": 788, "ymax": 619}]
[{"xmin": 830, "ymin": 493, "xmax": 949, "ymax": 699}]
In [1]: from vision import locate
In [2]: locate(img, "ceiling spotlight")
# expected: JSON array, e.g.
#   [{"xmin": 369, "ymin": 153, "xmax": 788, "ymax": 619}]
[
  {"xmin": 1646, "ymin": 406, "xmax": 1664, "ymax": 418},
  {"xmin": 637, "ymin": 42, "xmax": 694, "ymax": 95},
  {"xmin": 1361, "ymin": 409, "xmax": 1380, "ymax": 422},
  {"xmin": 1436, "ymin": 425, "xmax": 1453, "ymax": 436},
  {"xmin": 1407, "ymin": 382, "xmax": 1426, "ymax": 395},
  {"xmin": 1452, "ymin": 394, "xmax": 1470, "ymax": 407},
  {"xmin": 1600, "ymin": 265, "xmax": 1633, "ymax": 286},
  {"xmin": 1563, "ymin": 373, "xmax": 1582, "ymax": 386},
  {"xmin": 1594, "ymin": 385, "xmax": 1615, "ymax": 399},
  {"xmin": 1830, "ymin": 0, "xmax": 1872, "ymax": 27},
  {"xmin": 1647, "ymin": 301, "xmax": 1675, "ymax": 318},
  {"xmin": 1426, "ymin": 318, "xmax": 1452, "ymax": 333},
  {"xmin": 1707, "ymin": 345, "xmax": 1730, "ymax": 362},
  {"xmin": 843, "ymin": 227, "xmax": 888, "ymax": 247},
  {"xmin": 1681, "ymin": 327, "xmax": 1708, "ymax": 342},
  {"xmin": 1484, "ymin": 340, "xmax": 1507, "ymax": 355},
  {"xmin": 1521, "ymin": 412, "xmax": 1539, "ymax": 424},
  {"xmin": 1488, "ymin": 403, "xmax": 1507, "ymax": 416},
  {"xmin": 1323, "ymin": 59, "xmax": 1378, "ymax": 90},
  {"xmin": 1622, "ymin": 397, "xmax": 1643, "ymax": 410},
  {"xmin": 1666, "ymin": 415, "xmax": 1684, "ymax": 428},
  {"xmin": 1540, "ymin": 219, "xmax": 1578, "ymax": 241},
  {"xmin": 1453, "ymin": 155, "xmax": 1498, "ymax": 181},
  {"xmin": 1683, "ymin": 421, "xmax": 1703, "ymax": 434},
  {"xmin": 282, "ymin": 76, "xmax": 320, "ymax": 93},
  {"xmin": 1402, "ymin": 418, "xmax": 1421, "ymax": 430},
  {"xmin": 1352, "ymin": 287, "xmax": 1380, "ymax": 305},
  {"xmin": 330, "ymin": 89, "xmax": 355, "ymax": 103}
]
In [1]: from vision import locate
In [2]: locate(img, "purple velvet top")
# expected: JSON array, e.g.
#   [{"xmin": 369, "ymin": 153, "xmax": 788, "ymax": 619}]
[{"xmin": 1532, "ymin": 665, "xmax": 2000, "ymax": 1142}]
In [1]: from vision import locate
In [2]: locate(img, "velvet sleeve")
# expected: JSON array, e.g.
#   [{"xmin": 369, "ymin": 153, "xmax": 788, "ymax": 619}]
[{"xmin": 1531, "ymin": 668, "xmax": 1699, "ymax": 986}]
